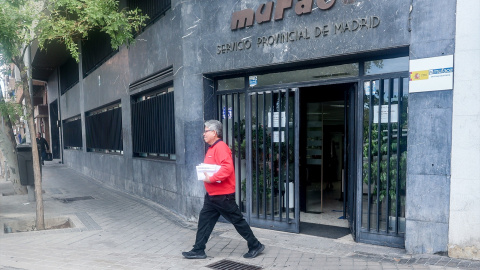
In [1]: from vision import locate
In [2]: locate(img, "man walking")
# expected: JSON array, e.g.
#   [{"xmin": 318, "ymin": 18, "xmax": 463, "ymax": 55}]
[
  {"xmin": 36, "ymin": 132, "xmax": 49, "ymax": 165},
  {"xmin": 182, "ymin": 120, "xmax": 265, "ymax": 259}
]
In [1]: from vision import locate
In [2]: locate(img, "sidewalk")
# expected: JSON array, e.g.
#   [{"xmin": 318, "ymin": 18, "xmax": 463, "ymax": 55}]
[{"xmin": 0, "ymin": 162, "xmax": 478, "ymax": 270}]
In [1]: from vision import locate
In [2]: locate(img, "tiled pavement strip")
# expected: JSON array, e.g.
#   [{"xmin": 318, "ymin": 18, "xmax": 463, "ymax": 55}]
[{"xmin": 1, "ymin": 162, "xmax": 479, "ymax": 270}]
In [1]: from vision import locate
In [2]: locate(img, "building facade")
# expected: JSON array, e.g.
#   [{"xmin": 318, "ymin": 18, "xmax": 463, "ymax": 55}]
[{"xmin": 34, "ymin": 0, "xmax": 479, "ymax": 259}]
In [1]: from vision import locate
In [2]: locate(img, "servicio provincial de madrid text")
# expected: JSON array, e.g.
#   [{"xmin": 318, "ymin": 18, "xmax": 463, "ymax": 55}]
[{"xmin": 217, "ymin": 16, "xmax": 380, "ymax": 55}]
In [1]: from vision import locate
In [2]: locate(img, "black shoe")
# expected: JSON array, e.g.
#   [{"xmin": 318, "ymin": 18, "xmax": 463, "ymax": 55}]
[
  {"xmin": 243, "ymin": 243, "xmax": 265, "ymax": 258},
  {"xmin": 182, "ymin": 250, "xmax": 207, "ymax": 259}
]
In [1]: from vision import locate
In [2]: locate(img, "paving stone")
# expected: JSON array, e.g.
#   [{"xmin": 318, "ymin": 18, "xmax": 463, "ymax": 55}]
[{"xmin": 0, "ymin": 164, "xmax": 478, "ymax": 270}]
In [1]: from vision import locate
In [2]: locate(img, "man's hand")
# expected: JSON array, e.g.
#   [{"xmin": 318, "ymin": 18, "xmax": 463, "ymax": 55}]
[
  {"xmin": 203, "ymin": 172, "xmax": 221, "ymax": 183},
  {"xmin": 203, "ymin": 172, "xmax": 212, "ymax": 183}
]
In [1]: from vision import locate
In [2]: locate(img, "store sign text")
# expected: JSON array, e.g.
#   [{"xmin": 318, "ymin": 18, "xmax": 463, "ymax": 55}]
[
  {"xmin": 217, "ymin": 16, "xmax": 380, "ymax": 54},
  {"xmin": 231, "ymin": 0, "xmax": 336, "ymax": 30}
]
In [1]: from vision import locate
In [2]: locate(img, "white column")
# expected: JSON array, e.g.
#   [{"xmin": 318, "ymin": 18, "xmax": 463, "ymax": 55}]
[{"xmin": 449, "ymin": 0, "xmax": 480, "ymax": 260}]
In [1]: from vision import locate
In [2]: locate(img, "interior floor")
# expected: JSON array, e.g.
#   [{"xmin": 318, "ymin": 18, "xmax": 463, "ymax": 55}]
[{"xmin": 301, "ymin": 181, "xmax": 348, "ymax": 228}]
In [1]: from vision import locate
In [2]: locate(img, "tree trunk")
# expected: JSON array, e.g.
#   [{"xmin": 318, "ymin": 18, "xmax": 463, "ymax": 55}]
[
  {"xmin": 19, "ymin": 62, "xmax": 45, "ymax": 230},
  {"xmin": 0, "ymin": 151, "xmax": 4, "ymax": 179},
  {"xmin": 0, "ymin": 113, "xmax": 27, "ymax": 194}
]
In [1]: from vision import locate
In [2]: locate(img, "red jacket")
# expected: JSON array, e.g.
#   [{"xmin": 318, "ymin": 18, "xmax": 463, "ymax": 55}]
[{"xmin": 203, "ymin": 140, "xmax": 236, "ymax": 195}]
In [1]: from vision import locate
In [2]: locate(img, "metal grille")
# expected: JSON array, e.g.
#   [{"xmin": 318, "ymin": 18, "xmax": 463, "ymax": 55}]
[
  {"xmin": 216, "ymin": 87, "xmax": 299, "ymax": 232},
  {"xmin": 249, "ymin": 90, "xmax": 296, "ymax": 223},
  {"xmin": 131, "ymin": 89, "xmax": 175, "ymax": 158},
  {"xmin": 361, "ymin": 77, "xmax": 408, "ymax": 236},
  {"xmin": 216, "ymin": 92, "xmax": 246, "ymax": 210},
  {"xmin": 60, "ymin": 57, "xmax": 79, "ymax": 95},
  {"xmin": 207, "ymin": 259, "xmax": 262, "ymax": 270},
  {"xmin": 81, "ymin": 30, "xmax": 117, "ymax": 77},
  {"xmin": 63, "ymin": 117, "xmax": 82, "ymax": 149},
  {"xmin": 127, "ymin": 0, "xmax": 171, "ymax": 27},
  {"xmin": 85, "ymin": 106, "xmax": 123, "ymax": 152}
]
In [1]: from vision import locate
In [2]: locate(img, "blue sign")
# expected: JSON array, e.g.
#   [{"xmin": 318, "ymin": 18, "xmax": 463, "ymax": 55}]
[{"xmin": 249, "ymin": 76, "xmax": 257, "ymax": 87}]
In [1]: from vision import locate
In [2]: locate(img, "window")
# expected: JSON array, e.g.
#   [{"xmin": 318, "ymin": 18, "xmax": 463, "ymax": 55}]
[
  {"xmin": 127, "ymin": 0, "xmax": 171, "ymax": 28},
  {"xmin": 63, "ymin": 116, "xmax": 82, "ymax": 149},
  {"xmin": 60, "ymin": 57, "xmax": 79, "ymax": 95},
  {"xmin": 132, "ymin": 86, "xmax": 175, "ymax": 160},
  {"xmin": 81, "ymin": 30, "xmax": 118, "ymax": 77},
  {"xmin": 85, "ymin": 103, "xmax": 123, "ymax": 153},
  {"xmin": 364, "ymin": 57, "xmax": 409, "ymax": 75},
  {"xmin": 254, "ymin": 63, "xmax": 359, "ymax": 87},
  {"xmin": 218, "ymin": 77, "xmax": 245, "ymax": 91}
]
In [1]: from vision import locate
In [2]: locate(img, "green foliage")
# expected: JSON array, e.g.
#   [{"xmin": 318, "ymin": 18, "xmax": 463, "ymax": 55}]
[
  {"xmin": 37, "ymin": 0, "xmax": 149, "ymax": 62},
  {"xmin": 364, "ymin": 60, "xmax": 384, "ymax": 74},
  {"xmin": 0, "ymin": 0, "xmax": 38, "ymax": 64},
  {"xmin": 0, "ymin": 101, "xmax": 23, "ymax": 121},
  {"xmin": 233, "ymin": 119, "xmax": 246, "ymax": 159},
  {"xmin": 362, "ymin": 94, "xmax": 408, "ymax": 216},
  {"xmin": 242, "ymin": 122, "xmax": 294, "ymax": 200},
  {"xmin": 0, "ymin": 0, "xmax": 148, "ymax": 66}
]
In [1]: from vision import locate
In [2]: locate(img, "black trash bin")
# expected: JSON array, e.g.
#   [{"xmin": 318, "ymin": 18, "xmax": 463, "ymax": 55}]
[{"xmin": 17, "ymin": 145, "xmax": 34, "ymax": 186}]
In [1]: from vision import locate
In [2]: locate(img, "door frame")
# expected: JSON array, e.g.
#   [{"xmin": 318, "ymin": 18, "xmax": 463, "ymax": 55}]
[{"xmin": 297, "ymin": 83, "xmax": 358, "ymax": 231}]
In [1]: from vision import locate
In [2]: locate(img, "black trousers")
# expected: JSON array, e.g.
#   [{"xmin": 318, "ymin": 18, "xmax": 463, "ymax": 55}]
[{"xmin": 192, "ymin": 193, "xmax": 260, "ymax": 251}]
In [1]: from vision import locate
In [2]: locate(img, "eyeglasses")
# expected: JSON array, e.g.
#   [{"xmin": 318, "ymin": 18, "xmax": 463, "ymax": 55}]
[{"xmin": 203, "ymin": 130, "xmax": 214, "ymax": 134}]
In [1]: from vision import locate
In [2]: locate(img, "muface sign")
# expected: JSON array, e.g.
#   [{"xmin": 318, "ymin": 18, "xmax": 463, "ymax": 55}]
[
  {"xmin": 218, "ymin": 0, "xmax": 381, "ymax": 55},
  {"xmin": 231, "ymin": 0, "xmax": 336, "ymax": 30}
]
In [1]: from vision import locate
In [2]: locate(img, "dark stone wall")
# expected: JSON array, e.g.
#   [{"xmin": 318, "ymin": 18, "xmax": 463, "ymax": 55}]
[
  {"xmin": 406, "ymin": 91, "xmax": 453, "ymax": 254},
  {"xmin": 60, "ymin": 84, "xmax": 81, "ymax": 120},
  {"xmin": 194, "ymin": 0, "xmax": 410, "ymax": 72},
  {"xmin": 406, "ymin": 0, "xmax": 456, "ymax": 254}
]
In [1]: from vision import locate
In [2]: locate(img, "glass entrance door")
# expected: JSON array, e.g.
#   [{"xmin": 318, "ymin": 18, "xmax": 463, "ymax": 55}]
[
  {"xmin": 213, "ymin": 55, "xmax": 408, "ymax": 244},
  {"xmin": 246, "ymin": 88, "xmax": 299, "ymax": 232}
]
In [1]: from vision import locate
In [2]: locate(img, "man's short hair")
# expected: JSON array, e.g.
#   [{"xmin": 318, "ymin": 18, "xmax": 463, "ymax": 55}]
[{"xmin": 205, "ymin": 120, "xmax": 223, "ymax": 138}]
